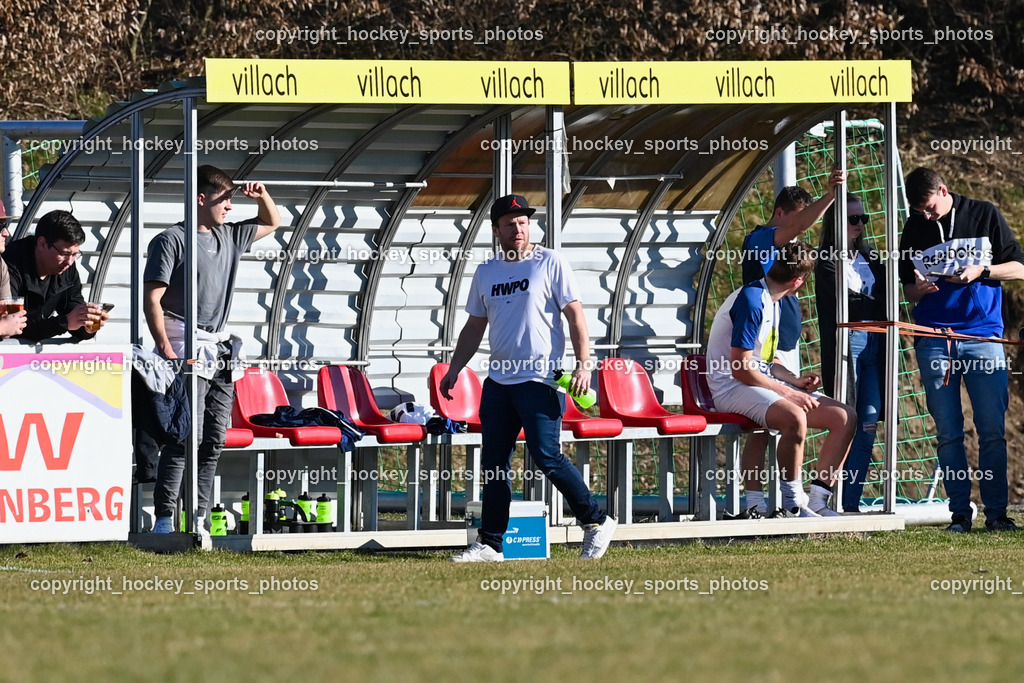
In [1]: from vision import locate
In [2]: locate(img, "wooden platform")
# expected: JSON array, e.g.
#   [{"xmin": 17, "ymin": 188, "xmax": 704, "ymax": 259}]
[{"xmin": 129, "ymin": 512, "xmax": 905, "ymax": 553}]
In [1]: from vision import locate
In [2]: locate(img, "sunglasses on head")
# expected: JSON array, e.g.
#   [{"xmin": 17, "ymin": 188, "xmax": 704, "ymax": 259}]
[{"xmin": 848, "ymin": 214, "xmax": 869, "ymax": 225}]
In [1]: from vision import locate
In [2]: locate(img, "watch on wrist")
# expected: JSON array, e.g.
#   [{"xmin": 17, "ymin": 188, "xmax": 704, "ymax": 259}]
[
  {"xmin": 58, "ymin": 313, "xmax": 69, "ymax": 329},
  {"xmin": 981, "ymin": 266, "xmax": 991, "ymax": 280}
]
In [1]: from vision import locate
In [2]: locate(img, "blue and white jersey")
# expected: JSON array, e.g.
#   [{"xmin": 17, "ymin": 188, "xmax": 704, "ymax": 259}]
[
  {"xmin": 741, "ymin": 224, "xmax": 800, "ymax": 354},
  {"xmin": 706, "ymin": 279, "xmax": 780, "ymax": 398},
  {"xmin": 740, "ymin": 225, "xmax": 779, "ymax": 283}
]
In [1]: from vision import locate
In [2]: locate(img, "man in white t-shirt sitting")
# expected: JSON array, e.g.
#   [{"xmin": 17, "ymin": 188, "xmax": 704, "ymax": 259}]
[
  {"xmin": 445, "ymin": 194, "xmax": 616, "ymax": 562},
  {"xmin": 706, "ymin": 241, "xmax": 856, "ymax": 517}
]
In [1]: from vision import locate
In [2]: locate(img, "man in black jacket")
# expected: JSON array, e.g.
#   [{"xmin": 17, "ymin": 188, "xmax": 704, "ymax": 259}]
[
  {"xmin": 897, "ymin": 167, "xmax": 1024, "ymax": 532},
  {"xmin": 3, "ymin": 210, "xmax": 108, "ymax": 342}
]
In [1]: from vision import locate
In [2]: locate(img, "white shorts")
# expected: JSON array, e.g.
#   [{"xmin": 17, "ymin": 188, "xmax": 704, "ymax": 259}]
[{"xmin": 712, "ymin": 376, "xmax": 823, "ymax": 426}]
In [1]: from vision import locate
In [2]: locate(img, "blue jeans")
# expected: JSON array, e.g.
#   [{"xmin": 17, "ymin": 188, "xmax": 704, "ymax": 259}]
[
  {"xmin": 478, "ymin": 379, "xmax": 606, "ymax": 551},
  {"xmin": 915, "ymin": 337, "xmax": 1008, "ymax": 522},
  {"xmin": 842, "ymin": 331, "xmax": 884, "ymax": 511}
]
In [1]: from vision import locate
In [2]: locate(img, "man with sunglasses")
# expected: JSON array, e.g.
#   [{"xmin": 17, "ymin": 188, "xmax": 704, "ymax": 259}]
[
  {"xmin": 898, "ymin": 167, "xmax": 1024, "ymax": 533},
  {"xmin": 3, "ymin": 209, "xmax": 107, "ymax": 342}
]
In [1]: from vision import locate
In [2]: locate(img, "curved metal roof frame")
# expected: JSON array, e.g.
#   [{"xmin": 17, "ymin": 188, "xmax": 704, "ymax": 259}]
[
  {"xmin": 358, "ymin": 105, "xmax": 517, "ymax": 360},
  {"xmin": 559, "ymin": 106, "xmax": 672, "ymax": 220},
  {"xmin": 91, "ymin": 101, "xmax": 249, "ymax": 301},
  {"xmin": 436, "ymin": 106, "xmax": 622, "ymax": 356},
  {"xmin": 18, "ymin": 80, "xmax": 208, "ymax": 240},
  {"xmin": 18, "ymin": 80, "xmax": 861, "ymax": 371},
  {"xmin": 606, "ymin": 106, "xmax": 758, "ymax": 348},
  {"xmin": 265, "ymin": 104, "xmax": 430, "ymax": 358},
  {"xmin": 691, "ymin": 105, "xmax": 843, "ymax": 341}
]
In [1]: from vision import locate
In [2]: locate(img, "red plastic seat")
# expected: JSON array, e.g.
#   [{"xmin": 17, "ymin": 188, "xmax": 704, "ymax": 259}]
[
  {"xmin": 224, "ymin": 428, "xmax": 254, "ymax": 449},
  {"xmin": 562, "ymin": 399, "xmax": 623, "ymax": 439},
  {"xmin": 681, "ymin": 354, "xmax": 760, "ymax": 430},
  {"xmin": 597, "ymin": 358, "xmax": 707, "ymax": 434},
  {"xmin": 232, "ymin": 367, "xmax": 343, "ymax": 446},
  {"xmin": 428, "ymin": 363, "xmax": 484, "ymax": 432},
  {"xmin": 318, "ymin": 365, "xmax": 426, "ymax": 443},
  {"xmin": 428, "ymin": 364, "xmax": 536, "ymax": 439}
]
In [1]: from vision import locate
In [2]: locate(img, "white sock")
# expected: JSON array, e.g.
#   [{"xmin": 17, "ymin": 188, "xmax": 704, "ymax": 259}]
[
  {"xmin": 745, "ymin": 490, "xmax": 766, "ymax": 514},
  {"xmin": 781, "ymin": 479, "xmax": 807, "ymax": 511}
]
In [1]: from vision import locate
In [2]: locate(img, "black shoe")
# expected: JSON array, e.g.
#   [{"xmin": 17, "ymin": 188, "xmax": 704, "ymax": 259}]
[
  {"xmin": 945, "ymin": 515, "xmax": 972, "ymax": 533},
  {"xmin": 724, "ymin": 506, "xmax": 764, "ymax": 520},
  {"xmin": 985, "ymin": 515, "xmax": 1018, "ymax": 532}
]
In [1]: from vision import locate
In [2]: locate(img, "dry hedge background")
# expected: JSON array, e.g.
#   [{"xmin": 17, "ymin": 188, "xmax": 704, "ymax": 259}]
[{"xmin": 1, "ymin": 0, "xmax": 1021, "ymax": 133}]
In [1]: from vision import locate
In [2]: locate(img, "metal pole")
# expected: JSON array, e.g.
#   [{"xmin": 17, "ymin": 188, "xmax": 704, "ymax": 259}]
[
  {"xmin": 493, "ymin": 114, "xmax": 512, "ymax": 199},
  {"xmin": 882, "ymin": 101, "xmax": 900, "ymax": 514},
  {"xmin": 55, "ymin": 175, "xmax": 428, "ymax": 189},
  {"xmin": 129, "ymin": 112, "xmax": 145, "ymax": 346},
  {"xmin": 492, "ymin": 113, "xmax": 513, "ymax": 255},
  {"xmin": 0, "ymin": 121, "xmax": 87, "ymax": 218},
  {"xmin": 183, "ymin": 98, "xmax": 200, "ymax": 536},
  {"xmin": 545, "ymin": 106, "xmax": 565, "ymax": 250},
  {"xmin": 773, "ymin": 142, "xmax": 797, "ymax": 197},
  {"xmin": 2, "ymin": 135, "xmax": 21, "ymax": 220},
  {"xmin": 832, "ymin": 112, "xmax": 849, "ymax": 406}
]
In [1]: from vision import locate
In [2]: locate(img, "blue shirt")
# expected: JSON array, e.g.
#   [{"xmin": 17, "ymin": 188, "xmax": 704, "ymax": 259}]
[{"xmin": 741, "ymin": 225, "xmax": 801, "ymax": 352}]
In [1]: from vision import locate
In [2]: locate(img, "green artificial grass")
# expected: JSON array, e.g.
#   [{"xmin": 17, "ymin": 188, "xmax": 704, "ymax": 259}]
[{"xmin": 2, "ymin": 530, "xmax": 1024, "ymax": 682}]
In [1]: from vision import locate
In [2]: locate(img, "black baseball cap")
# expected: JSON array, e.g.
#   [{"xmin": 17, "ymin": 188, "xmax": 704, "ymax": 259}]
[{"xmin": 490, "ymin": 194, "xmax": 536, "ymax": 223}]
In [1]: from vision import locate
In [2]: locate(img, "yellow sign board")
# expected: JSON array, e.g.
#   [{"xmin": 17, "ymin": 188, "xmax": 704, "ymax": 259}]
[
  {"xmin": 205, "ymin": 59, "xmax": 571, "ymax": 104},
  {"xmin": 573, "ymin": 60, "xmax": 912, "ymax": 104},
  {"xmin": 207, "ymin": 59, "xmax": 911, "ymax": 105}
]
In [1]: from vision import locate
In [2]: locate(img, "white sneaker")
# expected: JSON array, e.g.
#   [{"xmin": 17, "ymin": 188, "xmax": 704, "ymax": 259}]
[
  {"xmin": 152, "ymin": 516, "xmax": 174, "ymax": 534},
  {"xmin": 580, "ymin": 516, "xmax": 617, "ymax": 559},
  {"xmin": 808, "ymin": 487, "xmax": 841, "ymax": 517},
  {"xmin": 769, "ymin": 506, "xmax": 821, "ymax": 518},
  {"xmin": 195, "ymin": 515, "xmax": 211, "ymax": 539},
  {"xmin": 450, "ymin": 541, "xmax": 504, "ymax": 563}
]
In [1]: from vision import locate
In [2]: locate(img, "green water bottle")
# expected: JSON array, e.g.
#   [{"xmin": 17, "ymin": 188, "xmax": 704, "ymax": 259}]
[
  {"xmin": 554, "ymin": 370, "xmax": 597, "ymax": 409},
  {"xmin": 316, "ymin": 493, "xmax": 333, "ymax": 532},
  {"xmin": 296, "ymin": 492, "xmax": 315, "ymax": 523},
  {"xmin": 210, "ymin": 504, "xmax": 228, "ymax": 536},
  {"xmin": 272, "ymin": 489, "xmax": 288, "ymax": 521},
  {"xmin": 264, "ymin": 490, "xmax": 281, "ymax": 530},
  {"xmin": 239, "ymin": 493, "xmax": 249, "ymax": 534}
]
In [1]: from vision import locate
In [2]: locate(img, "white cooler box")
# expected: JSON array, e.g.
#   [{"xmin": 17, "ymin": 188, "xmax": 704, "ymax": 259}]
[{"xmin": 466, "ymin": 500, "xmax": 550, "ymax": 560}]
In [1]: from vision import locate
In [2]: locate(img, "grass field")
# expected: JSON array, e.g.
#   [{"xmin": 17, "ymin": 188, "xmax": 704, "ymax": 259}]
[{"xmin": 3, "ymin": 530, "xmax": 1024, "ymax": 682}]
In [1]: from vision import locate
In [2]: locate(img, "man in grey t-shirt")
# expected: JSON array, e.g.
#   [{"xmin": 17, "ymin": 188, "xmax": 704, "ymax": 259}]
[{"xmin": 144, "ymin": 165, "xmax": 280, "ymax": 534}]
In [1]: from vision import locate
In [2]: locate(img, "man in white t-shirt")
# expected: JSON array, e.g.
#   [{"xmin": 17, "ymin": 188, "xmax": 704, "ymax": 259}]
[
  {"xmin": 445, "ymin": 194, "xmax": 616, "ymax": 562},
  {"xmin": 707, "ymin": 241, "xmax": 856, "ymax": 517}
]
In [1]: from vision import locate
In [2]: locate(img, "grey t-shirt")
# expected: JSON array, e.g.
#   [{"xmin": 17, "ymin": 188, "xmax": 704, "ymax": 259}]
[{"xmin": 144, "ymin": 221, "xmax": 259, "ymax": 332}]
